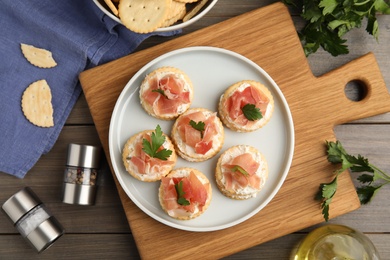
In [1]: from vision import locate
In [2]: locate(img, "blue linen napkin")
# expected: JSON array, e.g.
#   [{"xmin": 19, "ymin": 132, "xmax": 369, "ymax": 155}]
[{"xmin": 0, "ymin": 0, "xmax": 180, "ymax": 178}]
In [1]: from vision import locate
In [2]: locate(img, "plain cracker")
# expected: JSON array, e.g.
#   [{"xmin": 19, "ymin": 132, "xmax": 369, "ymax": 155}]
[
  {"xmin": 166, "ymin": 1, "xmax": 186, "ymax": 20},
  {"xmin": 20, "ymin": 43, "xmax": 57, "ymax": 69},
  {"xmin": 118, "ymin": 0, "xmax": 171, "ymax": 33},
  {"xmin": 160, "ymin": 5, "xmax": 186, "ymax": 27},
  {"xmin": 104, "ymin": 0, "xmax": 119, "ymax": 15},
  {"xmin": 175, "ymin": 0, "xmax": 199, "ymax": 3},
  {"xmin": 21, "ymin": 79, "xmax": 54, "ymax": 128},
  {"xmin": 183, "ymin": 0, "xmax": 209, "ymax": 22}
]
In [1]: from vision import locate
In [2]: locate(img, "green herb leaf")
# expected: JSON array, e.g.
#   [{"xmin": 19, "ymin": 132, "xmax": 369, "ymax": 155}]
[
  {"xmin": 152, "ymin": 89, "xmax": 168, "ymax": 98},
  {"xmin": 320, "ymin": 176, "xmax": 338, "ymax": 200},
  {"xmin": 326, "ymin": 140, "xmax": 345, "ymax": 164},
  {"xmin": 357, "ymin": 185, "xmax": 381, "ymax": 204},
  {"xmin": 231, "ymin": 165, "xmax": 249, "ymax": 176},
  {"xmin": 357, "ymin": 174, "xmax": 374, "ymax": 184},
  {"xmin": 175, "ymin": 181, "xmax": 190, "ymax": 206},
  {"xmin": 319, "ymin": 0, "xmax": 338, "ymax": 15},
  {"xmin": 242, "ymin": 104, "xmax": 262, "ymax": 121},
  {"xmin": 375, "ymin": 0, "xmax": 390, "ymax": 14},
  {"xmin": 321, "ymin": 202, "xmax": 330, "ymax": 222},
  {"xmin": 349, "ymin": 155, "xmax": 373, "ymax": 173},
  {"xmin": 142, "ymin": 125, "xmax": 172, "ymax": 161},
  {"xmin": 283, "ymin": 0, "xmax": 390, "ymax": 56},
  {"xmin": 316, "ymin": 175, "xmax": 338, "ymax": 222},
  {"xmin": 153, "ymin": 149, "xmax": 173, "ymax": 161},
  {"xmin": 189, "ymin": 120, "xmax": 205, "ymax": 138},
  {"xmin": 326, "ymin": 141, "xmax": 372, "ymax": 173},
  {"xmin": 319, "ymin": 140, "xmax": 390, "ymax": 221}
]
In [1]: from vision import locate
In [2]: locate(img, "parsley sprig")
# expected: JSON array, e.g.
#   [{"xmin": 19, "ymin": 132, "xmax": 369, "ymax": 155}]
[
  {"xmin": 175, "ymin": 181, "xmax": 190, "ymax": 206},
  {"xmin": 152, "ymin": 89, "xmax": 168, "ymax": 98},
  {"xmin": 142, "ymin": 125, "xmax": 172, "ymax": 161},
  {"xmin": 316, "ymin": 140, "xmax": 390, "ymax": 221},
  {"xmin": 283, "ymin": 0, "xmax": 390, "ymax": 56},
  {"xmin": 189, "ymin": 120, "xmax": 205, "ymax": 138},
  {"xmin": 242, "ymin": 104, "xmax": 263, "ymax": 121},
  {"xmin": 231, "ymin": 165, "xmax": 249, "ymax": 176}
]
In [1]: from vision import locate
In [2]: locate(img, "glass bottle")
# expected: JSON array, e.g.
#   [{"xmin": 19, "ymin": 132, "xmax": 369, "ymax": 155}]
[{"xmin": 291, "ymin": 224, "xmax": 380, "ymax": 260}]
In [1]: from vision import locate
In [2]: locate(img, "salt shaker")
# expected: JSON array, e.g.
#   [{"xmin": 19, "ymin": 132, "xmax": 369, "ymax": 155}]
[
  {"xmin": 62, "ymin": 143, "xmax": 101, "ymax": 205},
  {"xmin": 1, "ymin": 187, "xmax": 64, "ymax": 253}
]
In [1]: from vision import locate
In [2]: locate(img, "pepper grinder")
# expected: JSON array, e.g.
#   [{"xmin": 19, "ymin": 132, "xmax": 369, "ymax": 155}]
[{"xmin": 62, "ymin": 143, "xmax": 101, "ymax": 205}]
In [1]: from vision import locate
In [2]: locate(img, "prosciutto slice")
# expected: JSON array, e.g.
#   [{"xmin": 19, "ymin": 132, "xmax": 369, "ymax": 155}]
[
  {"xmin": 142, "ymin": 73, "xmax": 190, "ymax": 115},
  {"xmin": 223, "ymin": 153, "xmax": 261, "ymax": 190},
  {"xmin": 177, "ymin": 111, "xmax": 218, "ymax": 155},
  {"xmin": 129, "ymin": 133, "xmax": 174, "ymax": 174},
  {"xmin": 226, "ymin": 85, "xmax": 270, "ymax": 126},
  {"xmin": 161, "ymin": 171, "xmax": 209, "ymax": 212}
]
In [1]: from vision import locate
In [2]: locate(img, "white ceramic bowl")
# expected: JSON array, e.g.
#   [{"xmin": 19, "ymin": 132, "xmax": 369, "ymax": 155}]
[{"xmin": 93, "ymin": 0, "xmax": 218, "ymax": 32}]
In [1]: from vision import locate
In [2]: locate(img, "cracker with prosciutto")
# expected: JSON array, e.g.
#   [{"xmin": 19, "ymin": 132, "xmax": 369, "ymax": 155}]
[
  {"xmin": 159, "ymin": 167, "xmax": 212, "ymax": 220},
  {"xmin": 218, "ymin": 80, "xmax": 274, "ymax": 132},
  {"xmin": 215, "ymin": 145, "xmax": 268, "ymax": 200},
  {"xmin": 171, "ymin": 108, "xmax": 224, "ymax": 162},
  {"xmin": 122, "ymin": 125, "xmax": 177, "ymax": 182},
  {"xmin": 139, "ymin": 66, "xmax": 194, "ymax": 120}
]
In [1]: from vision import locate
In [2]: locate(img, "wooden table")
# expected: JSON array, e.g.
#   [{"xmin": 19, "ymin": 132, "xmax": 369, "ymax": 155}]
[{"xmin": 1, "ymin": 1, "xmax": 389, "ymax": 259}]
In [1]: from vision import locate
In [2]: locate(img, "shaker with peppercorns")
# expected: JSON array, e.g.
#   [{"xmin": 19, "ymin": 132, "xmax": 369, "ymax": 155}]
[{"xmin": 61, "ymin": 143, "xmax": 101, "ymax": 205}]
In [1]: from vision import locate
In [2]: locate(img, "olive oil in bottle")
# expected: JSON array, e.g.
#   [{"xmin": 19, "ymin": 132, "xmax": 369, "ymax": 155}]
[{"xmin": 290, "ymin": 225, "xmax": 380, "ymax": 260}]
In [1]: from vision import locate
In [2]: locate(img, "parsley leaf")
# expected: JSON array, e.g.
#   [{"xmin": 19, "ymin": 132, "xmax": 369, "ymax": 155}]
[
  {"xmin": 242, "ymin": 104, "xmax": 262, "ymax": 121},
  {"xmin": 142, "ymin": 125, "xmax": 172, "ymax": 161},
  {"xmin": 317, "ymin": 140, "xmax": 390, "ymax": 221},
  {"xmin": 317, "ymin": 175, "xmax": 338, "ymax": 222},
  {"xmin": 189, "ymin": 120, "xmax": 205, "ymax": 138},
  {"xmin": 357, "ymin": 185, "xmax": 382, "ymax": 204},
  {"xmin": 152, "ymin": 89, "xmax": 168, "ymax": 98},
  {"xmin": 326, "ymin": 140, "xmax": 345, "ymax": 164},
  {"xmin": 231, "ymin": 165, "xmax": 249, "ymax": 176},
  {"xmin": 175, "ymin": 181, "xmax": 190, "ymax": 206},
  {"xmin": 357, "ymin": 174, "xmax": 374, "ymax": 184},
  {"xmin": 283, "ymin": 0, "xmax": 390, "ymax": 56}
]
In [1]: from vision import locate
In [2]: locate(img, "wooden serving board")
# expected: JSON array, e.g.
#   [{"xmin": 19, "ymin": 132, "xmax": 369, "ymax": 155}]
[{"xmin": 79, "ymin": 3, "xmax": 390, "ymax": 259}]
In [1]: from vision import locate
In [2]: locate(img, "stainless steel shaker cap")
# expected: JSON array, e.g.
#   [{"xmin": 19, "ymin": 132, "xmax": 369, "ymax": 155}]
[
  {"xmin": 66, "ymin": 143, "xmax": 101, "ymax": 168},
  {"xmin": 27, "ymin": 216, "xmax": 64, "ymax": 253},
  {"xmin": 62, "ymin": 183, "xmax": 97, "ymax": 206},
  {"xmin": 2, "ymin": 187, "xmax": 41, "ymax": 223}
]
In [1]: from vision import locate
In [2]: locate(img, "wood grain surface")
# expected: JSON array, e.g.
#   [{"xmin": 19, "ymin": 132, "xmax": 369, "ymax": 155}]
[
  {"xmin": 1, "ymin": 1, "xmax": 390, "ymax": 259},
  {"xmin": 79, "ymin": 3, "xmax": 390, "ymax": 259}
]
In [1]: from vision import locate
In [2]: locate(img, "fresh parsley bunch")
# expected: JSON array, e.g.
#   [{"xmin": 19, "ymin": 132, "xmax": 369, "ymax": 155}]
[
  {"xmin": 317, "ymin": 140, "xmax": 390, "ymax": 221},
  {"xmin": 284, "ymin": 0, "xmax": 390, "ymax": 56}
]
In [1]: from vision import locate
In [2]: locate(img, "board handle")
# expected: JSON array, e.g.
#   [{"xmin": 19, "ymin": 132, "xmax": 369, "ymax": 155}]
[{"xmin": 319, "ymin": 52, "xmax": 390, "ymax": 125}]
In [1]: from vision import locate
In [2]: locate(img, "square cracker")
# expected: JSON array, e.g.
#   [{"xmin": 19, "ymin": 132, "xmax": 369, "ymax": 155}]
[{"xmin": 21, "ymin": 79, "xmax": 54, "ymax": 128}]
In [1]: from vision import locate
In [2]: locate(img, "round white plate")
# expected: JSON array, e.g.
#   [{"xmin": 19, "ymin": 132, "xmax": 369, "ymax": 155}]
[{"xmin": 109, "ymin": 46, "xmax": 294, "ymax": 232}]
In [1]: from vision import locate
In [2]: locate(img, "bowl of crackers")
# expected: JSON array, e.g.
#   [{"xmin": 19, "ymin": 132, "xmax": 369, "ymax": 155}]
[{"xmin": 93, "ymin": 0, "xmax": 218, "ymax": 34}]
